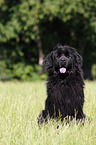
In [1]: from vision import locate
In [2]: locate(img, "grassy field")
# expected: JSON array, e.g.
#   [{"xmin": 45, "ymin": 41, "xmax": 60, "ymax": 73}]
[{"xmin": 0, "ymin": 81, "xmax": 96, "ymax": 145}]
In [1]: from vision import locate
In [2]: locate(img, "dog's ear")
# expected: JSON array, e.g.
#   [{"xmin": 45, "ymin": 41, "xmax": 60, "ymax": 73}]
[
  {"xmin": 43, "ymin": 52, "xmax": 53, "ymax": 70},
  {"xmin": 74, "ymin": 50, "xmax": 83, "ymax": 69},
  {"xmin": 69, "ymin": 47, "xmax": 83, "ymax": 68}
]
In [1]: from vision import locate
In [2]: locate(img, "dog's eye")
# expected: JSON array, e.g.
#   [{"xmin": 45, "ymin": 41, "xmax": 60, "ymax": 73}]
[
  {"xmin": 64, "ymin": 51, "xmax": 69, "ymax": 57},
  {"xmin": 57, "ymin": 52, "xmax": 61, "ymax": 57}
]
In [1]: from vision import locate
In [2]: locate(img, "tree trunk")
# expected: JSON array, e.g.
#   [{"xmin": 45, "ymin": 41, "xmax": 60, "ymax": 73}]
[
  {"xmin": 36, "ymin": 0, "xmax": 44, "ymax": 74},
  {"xmin": 37, "ymin": 25, "xmax": 44, "ymax": 67}
]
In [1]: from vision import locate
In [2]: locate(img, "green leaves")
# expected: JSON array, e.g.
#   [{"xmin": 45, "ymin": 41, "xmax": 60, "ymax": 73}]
[
  {"xmin": 0, "ymin": 0, "xmax": 96, "ymax": 42},
  {"xmin": 0, "ymin": 0, "xmax": 96, "ymax": 80}
]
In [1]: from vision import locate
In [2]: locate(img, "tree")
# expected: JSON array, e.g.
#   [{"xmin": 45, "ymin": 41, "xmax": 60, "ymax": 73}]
[
  {"xmin": 36, "ymin": 0, "xmax": 44, "ymax": 67},
  {"xmin": 0, "ymin": 0, "xmax": 96, "ymax": 80}
]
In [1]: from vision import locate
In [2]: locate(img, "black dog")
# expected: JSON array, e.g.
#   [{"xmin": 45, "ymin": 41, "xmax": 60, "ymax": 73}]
[{"xmin": 38, "ymin": 44, "xmax": 85, "ymax": 124}]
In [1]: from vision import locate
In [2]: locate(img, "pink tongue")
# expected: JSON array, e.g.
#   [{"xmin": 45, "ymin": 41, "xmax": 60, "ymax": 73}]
[{"xmin": 60, "ymin": 68, "xmax": 66, "ymax": 73}]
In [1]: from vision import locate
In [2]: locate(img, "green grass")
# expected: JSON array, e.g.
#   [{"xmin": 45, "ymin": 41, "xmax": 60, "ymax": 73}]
[{"xmin": 0, "ymin": 81, "xmax": 96, "ymax": 145}]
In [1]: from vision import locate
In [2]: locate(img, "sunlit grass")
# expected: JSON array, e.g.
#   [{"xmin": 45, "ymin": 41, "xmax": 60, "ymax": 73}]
[{"xmin": 0, "ymin": 81, "xmax": 96, "ymax": 145}]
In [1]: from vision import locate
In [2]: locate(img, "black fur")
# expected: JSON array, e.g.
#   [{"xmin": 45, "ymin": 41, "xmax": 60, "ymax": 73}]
[{"xmin": 38, "ymin": 44, "xmax": 85, "ymax": 124}]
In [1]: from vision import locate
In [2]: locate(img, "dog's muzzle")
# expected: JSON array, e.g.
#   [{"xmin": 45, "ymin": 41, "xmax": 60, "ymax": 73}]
[{"xmin": 59, "ymin": 56, "xmax": 69, "ymax": 73}]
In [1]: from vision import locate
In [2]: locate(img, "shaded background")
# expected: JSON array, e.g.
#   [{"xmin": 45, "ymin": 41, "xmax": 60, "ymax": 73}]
[{"xmin": 0, "ymin": 0, "xmax": 96, "ymax": 81}]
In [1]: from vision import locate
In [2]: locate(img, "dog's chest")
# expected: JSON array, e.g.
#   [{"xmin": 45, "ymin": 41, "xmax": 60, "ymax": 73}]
[
  {"xmin": 48, "ymin": 81, "xmax": 70, "ymax": 100},
  {"xmin": 55, "ymin": 84, "xmax": 73, "ymax": 99},
  {"xmin": 48, "ymin": 76, "xmax": 83, "ymax": 101}
]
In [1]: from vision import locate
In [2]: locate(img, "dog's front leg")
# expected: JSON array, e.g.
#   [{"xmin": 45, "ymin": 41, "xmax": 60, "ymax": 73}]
[{"xmin": 37, "ymin": 109, "xmax": 50, "ymax": 125}]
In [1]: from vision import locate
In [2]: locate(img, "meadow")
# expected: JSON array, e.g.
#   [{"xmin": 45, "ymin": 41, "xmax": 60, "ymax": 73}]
[{"xmin": 0, "ymin": 81, "xmax": 96, "ymax": 145}]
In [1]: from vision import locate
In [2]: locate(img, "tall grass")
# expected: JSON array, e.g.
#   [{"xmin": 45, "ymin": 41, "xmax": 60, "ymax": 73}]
[{"xmin": 0, "ymin": 81, "xmax": 96, "ymax": 145}]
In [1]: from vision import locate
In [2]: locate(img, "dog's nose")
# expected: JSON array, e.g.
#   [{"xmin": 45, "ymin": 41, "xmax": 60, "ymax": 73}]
[
  {"xmin": 60, "ymin": 56, "xmax": 66, "ymax": 61},
  {"xmin": 61, "ymin": 58, "xmax": 65, "ymax": 61}
]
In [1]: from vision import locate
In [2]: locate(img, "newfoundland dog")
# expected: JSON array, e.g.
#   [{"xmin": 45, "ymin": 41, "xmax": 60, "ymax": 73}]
[{"xmin": 38, "ymin": 44, "xmax": 85, "ymax": 124}]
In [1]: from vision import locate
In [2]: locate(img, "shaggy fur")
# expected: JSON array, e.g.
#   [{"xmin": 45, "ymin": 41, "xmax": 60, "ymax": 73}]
[{"xmin": 38, "ymin": 44, "xmax": 85, "ymax": 124}]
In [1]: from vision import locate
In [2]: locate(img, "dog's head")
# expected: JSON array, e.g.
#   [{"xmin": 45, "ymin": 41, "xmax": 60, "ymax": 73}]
[{"xmin": 43, "ymin": 44, "xmax": 83, "ymax": 76}]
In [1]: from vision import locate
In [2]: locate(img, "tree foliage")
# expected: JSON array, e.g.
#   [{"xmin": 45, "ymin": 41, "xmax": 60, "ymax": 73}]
[{"xmin": 0, "ymin": 0, "xmax": 96, "ymax": 80}]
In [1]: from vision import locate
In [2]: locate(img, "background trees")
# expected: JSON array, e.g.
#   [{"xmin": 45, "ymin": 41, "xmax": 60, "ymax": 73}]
[{"xmin": 0, "ymin": 0, "xmax": 96, "ymax": 80}]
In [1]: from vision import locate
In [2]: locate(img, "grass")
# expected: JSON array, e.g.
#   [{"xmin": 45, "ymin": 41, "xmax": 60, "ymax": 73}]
[{"xmin": 0, "ymin": 81, "xmax": 96, "ymax": 145}]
